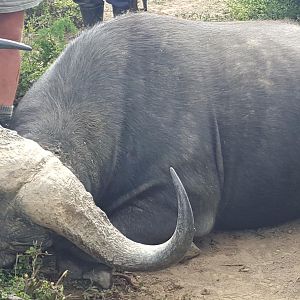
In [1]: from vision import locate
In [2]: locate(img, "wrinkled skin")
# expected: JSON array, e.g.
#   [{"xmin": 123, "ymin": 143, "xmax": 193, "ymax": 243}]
[
  {"xmin": 0, "ymin": 129, "xmax": 53, "ymax": 268},
  {"xmin": 0, "ymin": 193, "xmax": 51, "ymax": 267},
  {"xmin": 6, "ymin": 13, "xmax": 300, "ymax": 286}
]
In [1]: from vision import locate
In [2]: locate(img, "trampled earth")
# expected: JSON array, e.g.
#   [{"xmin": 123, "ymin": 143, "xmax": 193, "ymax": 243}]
[
  {"xmin": 124, "ymin": 221, "xmax": 300, "ymax": 299},
  {"xmin": 67, "ymin": 221, "xmax": 300, "ymax": 299}
]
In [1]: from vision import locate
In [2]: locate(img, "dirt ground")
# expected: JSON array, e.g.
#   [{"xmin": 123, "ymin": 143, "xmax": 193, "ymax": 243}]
[
  {"xmin": 148, "ymin": 0, "xmax": 230, "ymax": 20},
  {"xmin": 104, "ymin": 0, "xmax": 230, "ymax": 21},
  {"xmin": 71, "ymin": 1, "xmax": 300, "ymax": 299},
  {"xmin": 130, "ymin": 221, "xmax": 300, "ymax": 299},
  {"xmin": 68, "ymin": 221, "xmax": 300, "ymax": 299}
]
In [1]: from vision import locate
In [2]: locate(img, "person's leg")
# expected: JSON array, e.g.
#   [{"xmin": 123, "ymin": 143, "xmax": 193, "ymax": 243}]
[
  {"xmin": 73, "ymin": 0, "xmax": 104, "ymax": 27},
  {"xmin": 106, "ymin": 0, "xmax": 131, "ymax": 17},
  {"xmin": 111, "ymin": 0, "xmax": 147, "ymax": 16},
  {"xmin": 112, "ymin": 5, "xmax": 127, "ymax": 17},
  {"xmin": 0, "ymin": 11, "xmax": 24, "ymax": 127}
]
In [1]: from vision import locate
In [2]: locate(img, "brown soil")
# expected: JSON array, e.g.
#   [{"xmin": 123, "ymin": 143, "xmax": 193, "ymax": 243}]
[
  {"xmin": 132, "ymin": 221, "xmax": 300, "ymax": 299},
  {"xmin": 148, "ymin": 0, "xmax": 230, "ymax": 20},
  {"xmin": 67, "ymin": 221, "xmax": 300, "ymax": 299},
  {"xmin": 71, "ymin": 1, "xmax": 300, "ymax": 299},
  {"xmin": 104, "ymin": 0, "xmax": 230, "ymax": 21}
]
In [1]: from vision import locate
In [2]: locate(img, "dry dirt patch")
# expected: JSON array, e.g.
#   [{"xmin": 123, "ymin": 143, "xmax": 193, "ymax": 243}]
[
  {"xmin": 148, "ymin": 0, "xmax": 230, "ymax": 20},
  {"xmin": 131, "ymin": 221, "xmax": 300, "ymax": 299},
  {"xmin": 103, "ymin": 0, "xmax": 230, "ymax": 21},
  {"xmin": 67, "ymin": 222, "xmax": 300, "ymax": 299}
]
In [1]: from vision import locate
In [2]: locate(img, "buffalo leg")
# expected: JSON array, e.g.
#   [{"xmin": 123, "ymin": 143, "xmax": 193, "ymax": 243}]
[
  {"xmin": 54, "ymin": 237, "xmax": 113, "ymax": 289},
  {"xmin": 108, "ymin": 180, "xmax": 219, "ymax": 244},
  {"xmin": 108, "ymin": 190, "xmax": 178, "ymax": 245}
]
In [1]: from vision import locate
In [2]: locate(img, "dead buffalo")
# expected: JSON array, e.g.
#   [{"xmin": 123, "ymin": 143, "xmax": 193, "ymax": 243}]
[{"xmin": 3, "ymin": 13, "xmax": 300, "ymax": 287}]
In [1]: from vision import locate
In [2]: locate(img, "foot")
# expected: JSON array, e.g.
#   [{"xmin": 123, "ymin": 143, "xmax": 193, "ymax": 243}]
[
  {"xmin": 112, "ymin": 6, "xmax": 129, "ymax": 17},
  {"xmin": 79, "ymin": 3, "xmax": 104, "ymax": 27},
  {"xmin": 0, "ymin": 105, "xmax": 13, "ymax": 128},
  {"xmin": 57, "ymin": 255, "xmax": 113, "ymax": 289}
]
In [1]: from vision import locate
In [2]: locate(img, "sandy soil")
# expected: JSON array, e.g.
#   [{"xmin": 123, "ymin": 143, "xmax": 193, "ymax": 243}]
[
  {"xmin": 131, "ymin": 221, "xmax": 300, "ymax": 299},
  {"xmin": 69, "ymin": 1, "xmax": 300, "ymax": 299},
  {"xmin": 148, "ymin": 0, "xmax": 230, "ymax": 20},
  {"xmin": 67, "ymin": 221, "xmax": 300, "ymax": 299},
  {"xmin": 103, "ymin": 0, "xmax": 230, "ymax": 21}
]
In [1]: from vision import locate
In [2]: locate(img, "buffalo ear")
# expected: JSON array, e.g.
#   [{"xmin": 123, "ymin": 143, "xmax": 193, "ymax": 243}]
[{"xmin": 0, "ymin": 38, "xmax": 32, "ymax": 51}]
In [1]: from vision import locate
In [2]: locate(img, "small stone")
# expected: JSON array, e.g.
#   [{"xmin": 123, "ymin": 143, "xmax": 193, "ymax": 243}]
[
  {"xmin": 239, "ymin": 266, "xmax": 250, "ymax": 272},
  {"xmin": 201, "ymin": 288, "xmax": 210, "ymax": 295},
  {"xmin": 7, "ymin": 295, "xmax": 23, "ymax": 300}
]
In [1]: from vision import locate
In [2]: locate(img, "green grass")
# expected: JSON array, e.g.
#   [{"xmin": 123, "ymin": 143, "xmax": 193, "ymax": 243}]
[
  {"xmin": 17, "ymin": 0, "xmax": 81, "ymax": 99},
  {"xmin": 228, "ymin": 0, "xmax": 300, "ymax": 20},
  {"xmin": 0, "ymin": 244, "xmax": 67, "ymax": 300}
]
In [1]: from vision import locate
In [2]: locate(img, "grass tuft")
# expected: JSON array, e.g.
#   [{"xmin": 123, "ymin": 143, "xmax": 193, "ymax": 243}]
[
  {"xmin": 0, "ymin": 243, "xmax": 67, "ymax": 300},
  {"xmin": 228, "ymin": 0, "xmax": 300, "ymax": 21}
]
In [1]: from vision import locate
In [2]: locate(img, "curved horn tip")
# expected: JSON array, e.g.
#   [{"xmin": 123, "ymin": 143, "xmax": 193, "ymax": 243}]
[
  {"xmin": 169, "ymin": 166, "xmax": 180, "ymax": 185},
  {"xmin": 170, "ymin": 166, "xmax": 195, "ymax": 222},
  {"xmin": 170, "ymin": 167, "xmax": 180, "ymax": 180}
]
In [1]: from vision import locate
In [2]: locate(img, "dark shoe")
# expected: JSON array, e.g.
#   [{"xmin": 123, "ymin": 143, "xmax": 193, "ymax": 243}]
[
  {"xmin": 112, "ymin": 5, "xmax": 128, "ymax": 17},
  {"xmin": 128, "ymin": 0, "xmax": 147, "ymax": 12},
  {"xmin": 129, "ymin": 0, "xmax": 138, "ymax": 11},
  {"xmin": 0, "ymin": 105, "xmax": 13, "ymax": 128},
  {"xmin": 142, "ymin": 0, "xmax": 147, "ymax": 11},
  {"xmin": 79, "ymin": 3, "xmax": 104, "ymax": 27}
]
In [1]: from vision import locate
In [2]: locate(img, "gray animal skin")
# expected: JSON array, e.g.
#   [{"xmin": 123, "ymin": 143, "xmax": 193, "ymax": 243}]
[{"xmin": 7, "ymin": 13, "xmax": 300, "ymax": 286}]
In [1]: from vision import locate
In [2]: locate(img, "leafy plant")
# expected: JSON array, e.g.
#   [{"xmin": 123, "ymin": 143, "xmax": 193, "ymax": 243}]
[
  {"xmin": 228, "ymin": 0, "xmax": 300, "ymax": 21},
  {"xmin": 17, "ymin": 0, "xmax": 81, "ymax": 99},
  {"xmin": 0, "ymin": 243, "xmax": 68, "ymax": 300}
]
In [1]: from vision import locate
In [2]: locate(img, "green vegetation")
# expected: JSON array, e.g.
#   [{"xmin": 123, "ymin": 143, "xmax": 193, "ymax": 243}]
[
  {"xmin": 228, "ymin": 0, "xmax": 300, "ymax": 21},
  {"xmin": 17, "ymin": 0, "xmax": 81, "ymax": 99},
  {"xmin": 0, "ymin": 243, "xmax": 67, "ymax": 300},
  {"xmin": 0, "ymin": 243, "xmax": 129, "ymax": 299}
]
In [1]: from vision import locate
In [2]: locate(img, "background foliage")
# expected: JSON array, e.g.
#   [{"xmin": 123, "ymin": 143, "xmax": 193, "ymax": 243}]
[
  {"xmin": 228, "ymin": 0, "xmax": 300, "ymax": 20},
  {"xmin": 18, "ymin": 0, "xmax": 82, "ymax": 98}
]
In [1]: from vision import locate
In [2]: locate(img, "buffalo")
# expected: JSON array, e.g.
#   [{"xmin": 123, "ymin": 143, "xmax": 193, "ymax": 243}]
[{"xmin": 1, "ymin": 13, "xmax": 300, "ymax": 288}]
